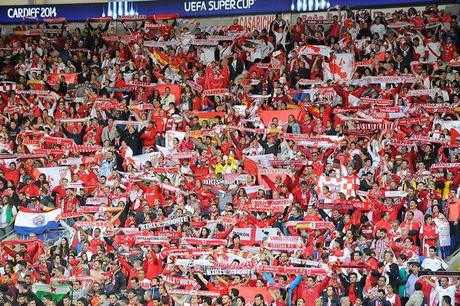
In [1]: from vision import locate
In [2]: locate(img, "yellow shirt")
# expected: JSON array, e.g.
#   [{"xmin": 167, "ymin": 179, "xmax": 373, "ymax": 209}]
[{"xmin": 442, "ymin": 180, "xmax": 451, "ymax": 201}]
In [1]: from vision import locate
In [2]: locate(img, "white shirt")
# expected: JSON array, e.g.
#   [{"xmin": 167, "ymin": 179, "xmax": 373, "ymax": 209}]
[
  {"xmin": 426, "ymin": 41, "xmax": 441, "ymax": 61},
  {"xmin": 435, "ymin": 285, "xmax": 456, "ymax": 306},
  {"xmin": 414, "ymin": 44, "xmax": 426, "ymax": 60},
  {"xmin": 421, "ymin": 257, "xmax": 448, "ymax": 271},
  {"xmin": 161, "ymin": 93, "xmax": 176, "ymax": 107},
  {"xmin": 0, "ymin": 205, "xmax": 17, "ymax": 228},
  {"xmin": 218, "ymin": 44, "xmax": 232, "ymax": 59},
  {"xmin": 370, "ymin": 23, "xmax": 386, "ymax": 39}
]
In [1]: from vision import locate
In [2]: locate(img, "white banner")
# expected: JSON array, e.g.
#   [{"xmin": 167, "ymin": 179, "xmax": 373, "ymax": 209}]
[
  {"xmin": 323, "ymin": 53, "xmax": 354, "ymax": 81},
  {"xmin": 231, "ymin": 227, "xmax": 279, "ymax": 243},
  {"xmin": 36, "ymin": 166, "xmax": 71, "ymax": 189},
  {"xmin": 245, "ymin": 154, "xmax": 274, "ymax": 169}
]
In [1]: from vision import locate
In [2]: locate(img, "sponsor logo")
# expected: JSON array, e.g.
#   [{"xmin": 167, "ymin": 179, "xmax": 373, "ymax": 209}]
[{"xmin": 33, "ymin": 214, "xmax": 45, "ymax": 226}]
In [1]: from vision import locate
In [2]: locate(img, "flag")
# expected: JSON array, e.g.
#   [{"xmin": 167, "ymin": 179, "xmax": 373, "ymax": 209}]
[
  {"xmin": 46, "ymin": 73, "xmax": 78, "ymax": 85},
  {"xmin": 125, "ymin": 152, "xmax": 161, "ymax": 170},
  {"xmin": 297, "ymin": 44, "xmax": 332, "ymax": 57},
  {"xmin": 317, "ymin": 175, "xmax": 357, "ymax": 199},
  {"xmin": 245, "ymin": 154, "xmax": 275, "ymax": 169},
  {"xmin": 150, "ymin": 48, "xmax": 170, "ymax": 66},
  {"xmin": 323, "ymin": 53, "xmax": 354, "ymax": 81},
  {"xmin": 258, "ymin": 169, "xmax": 293, "ymax": 189},
  {"xmin": 375, "ymin": 51, "xmax": 385, "ymax": 62},
  {"xmin": 187, "ymin": 111, "xmax": 225, "ymax": 125},
  {"xmin": 32, "ymin": 283, "xmax": 71, "ymax": 302},
  {"xmin": 27, "ymin": 79, "xmax": 45, "ymax": 90},
  {"xmin": 14, "ymin": 207, "xmax": 61, "ymax": 235},
  {"xmin": 231, "ymin": 227, "xmax": 279, "ymax": 246},
  {"xmin": 229, "ymin": 286, "xmax": 271, "ymax": 304},
  {"xmin": 451, "ymin": 128, "xmax": 460, "ymax": 145},
  {"xmin": 257, "ymin": 109, "xmax": 302, "ymax": 126},
  {"xmin": 165, "ymin": 130, "xmax": 186, "ymax": 148},
  {"xmin": 35, "ymin": 166, "xmax": 71, "ymax": 189},
  {"xmin": 243, "ymin": 157, "xmax": 259, "ymax": 177}
]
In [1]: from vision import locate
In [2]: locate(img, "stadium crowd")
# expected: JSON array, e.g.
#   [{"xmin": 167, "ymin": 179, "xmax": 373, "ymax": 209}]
[{"xmin": 0, "ymin": 3, "xmax": 459, "ymax": 306}]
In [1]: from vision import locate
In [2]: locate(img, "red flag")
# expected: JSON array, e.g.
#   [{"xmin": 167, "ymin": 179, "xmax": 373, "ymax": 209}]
[
  {"xmin": 323, "ymin": 53, "xmax": 354, "ymax": 81},
  {"xmin": 46, "ymin": 73, "xmax": 78, "ymax": 85},
  {"xmin": 243, "ymin": 157, "xmax": 258, "ymax": 177},
  {"xmin": 451, "ymin": 128, "xmax": 460, "ymax": 145},
  {"xmin": 375, "ymin": 51, "xmax": 386, "ymax": 62},
  {"xmin": 257, "ymin": 109, "xmax": 301, "ymax": 126},
  {"xmin": 229, "ymin": 286, "xmax": 271, "ymax": 304}
]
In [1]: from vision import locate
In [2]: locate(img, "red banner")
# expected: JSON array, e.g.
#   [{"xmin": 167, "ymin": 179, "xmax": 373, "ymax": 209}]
[
  {"xmin": 257, "ymin": 109, "xmax": 301, "ymax": 126},
  {"xmin": 44, "ymin": 17, "xmax": 66, "ymax": 23},
  {"xmin": 88, "ymin": 17, "xmax": 113, "ymax": 22},
  {"xmin": 286, "ymin": 221, "xmax": 335, "ymax": 231},
  {"xmin": 203, "ymin": 88, "xmax": 229, "ymax": 96},
  {"xmin": 47, "ymin": 73, "xmax": 78, "ymax": 85},
  {"xmin": 119, "ymin": 15, "xmax": 147, "ymax": 21},
  {"xmin": 256, "ymin": 265, "xmax": 328, "ymax": 276},
  {"xmin": 180, "ymin": 238, "xmax": 227, "ymax": 246},
  {"xmin": 243, "ymin": 199, "xmax": 291, "ymax": 213},
  {"xmin": 187, "ymin": 111, "xmax": 225, "ymax": 119},
  {"xmin": 151, "ymin": 13, "xmax": 179, "ymax": 21},
  {"xmin": 229, "ymin": 287, "xmax": 270, "ymax": 305}
]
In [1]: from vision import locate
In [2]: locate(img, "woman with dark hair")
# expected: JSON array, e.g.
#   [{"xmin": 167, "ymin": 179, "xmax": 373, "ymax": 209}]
[
  {"xmin": 228, "ymin": 234, "xmax": 241, "ymax": 250},
  {"xmin": 180, "ymin": 85, "xmax": 194, "ymax": 111},
  {"xmin": 199, "ymin": 227, "xmax": 210, "ymax": 238},
  {"xmin": 235, "ymin": 296, "xmax": 246, "ymax": 306},
  {"xmin": 320, "ymin": 286, "xmax": 340, "ymax": 306},
  {"xmin": 285, "ymin": 114, "xmax": 300, "ymax": 134},
  {"xmin": 58, "ymin": 237, "xmax": 70, "ymax": 259}
]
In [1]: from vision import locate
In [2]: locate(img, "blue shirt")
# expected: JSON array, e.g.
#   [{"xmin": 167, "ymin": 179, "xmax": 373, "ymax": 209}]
[{"xmin": 405, "ymin": 273, "xmax": 419, "ymax": 296}]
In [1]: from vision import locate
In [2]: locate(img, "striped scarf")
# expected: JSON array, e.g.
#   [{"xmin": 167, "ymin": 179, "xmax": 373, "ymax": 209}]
[{"xmin": 356, "ymin": 123, "xmax": 397, "ymax": 130}]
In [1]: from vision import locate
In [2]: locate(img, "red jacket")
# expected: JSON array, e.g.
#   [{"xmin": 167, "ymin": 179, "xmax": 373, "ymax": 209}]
[
  {"xmin": 296, "ymin": 276, "xmax": 330, "ymax": 302},
  {"xmin": 19, "ymin": 183, "xmax": 40, "ymax": 197}
]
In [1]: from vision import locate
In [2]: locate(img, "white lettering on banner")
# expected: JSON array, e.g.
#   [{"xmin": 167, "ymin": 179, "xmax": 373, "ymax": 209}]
[
  {"xmin": 7, "ymin": 7, "xmax": 57, "ymax": 19},
  {"xmin": 238, "ymin": 15, "xmax": 275, "ymax": 31},
  {"xmin": 184, "ymin": 0, "xmax": 256, "ymax": 12}
]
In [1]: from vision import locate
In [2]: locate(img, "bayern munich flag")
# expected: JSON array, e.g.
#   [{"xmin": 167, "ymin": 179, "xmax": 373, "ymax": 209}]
[{"xmin": 14, "ymin": 207, "xmax": 61, "ymax": 235}]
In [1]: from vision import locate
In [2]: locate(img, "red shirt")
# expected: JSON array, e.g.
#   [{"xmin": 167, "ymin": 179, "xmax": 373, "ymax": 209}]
[
  {"xmin": 206, "ymin": 282, "xmax": 228, "ymax": 295},
  {"xmin": 442, "ymin": 42, "xmax": 457, "ymax": 62},
  {"xmin": 89, "ymin": 236, "xmax": 106, "ymax": 253},
  {"xmin": 348, "ymin": 283, "xmax": 357, "ymax": 304},
  {"xmin": 19, "ymin": 183, "xmax": 40, "ymax": 197},
  {"xmin": 297, "ymin": 277, "xmax": 330, "ymax": 302},
  {"xmin": 374, "ymin": 220, "xmax": 392, "ymax": 236}
]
